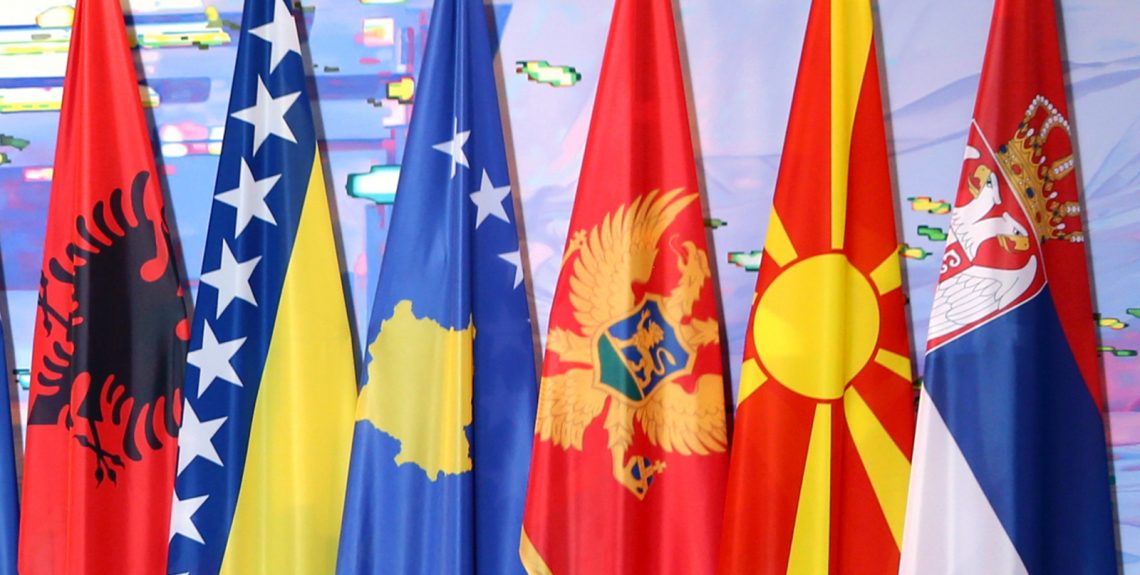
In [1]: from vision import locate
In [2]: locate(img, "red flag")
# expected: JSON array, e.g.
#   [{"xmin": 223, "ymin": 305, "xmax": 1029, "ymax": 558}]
[
  {"xmin": 720, "ymin": 0, "xmax": 915, "ymax": 573},
  {"xmin": 521, "ymin": 1, "xmax": 729, "ymax": 573},
  {"xmin": 20, "ymin": 0, "xmax": 188, "ymax": 573}
]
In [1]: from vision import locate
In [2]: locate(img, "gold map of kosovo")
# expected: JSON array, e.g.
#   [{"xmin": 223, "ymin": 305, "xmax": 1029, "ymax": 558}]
[{"xmin": 356, "ymin": 300, "xmax": 474, "ymax": 480}]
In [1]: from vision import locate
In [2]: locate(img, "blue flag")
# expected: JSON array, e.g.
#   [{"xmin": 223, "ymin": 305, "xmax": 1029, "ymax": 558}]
[
  {"xmin": 336, "ymin": 0, "xmax": 538, "ymax": 573},
  {"xmin": 168, "ymin": 0, "xmax": 357, "ymax": 573},
  {"xmin": 0, "ymin": 314, "xmax": 16, "ymax": 575}
]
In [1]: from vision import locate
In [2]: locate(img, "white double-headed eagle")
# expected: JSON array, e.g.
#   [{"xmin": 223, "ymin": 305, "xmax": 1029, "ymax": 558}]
[
  {"xmin": 929, "ymin": 161, "xmax": 1038, "ymax": 341},
  {"xmin": 536, "ymin": 188, "xmax": 727, "ymax": 499}
]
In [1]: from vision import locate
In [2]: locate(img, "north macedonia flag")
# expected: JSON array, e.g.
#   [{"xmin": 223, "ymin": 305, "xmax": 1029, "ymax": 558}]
[{"xmin": 719, "ymin": 1, "xmax": 915, "ymax": 573}]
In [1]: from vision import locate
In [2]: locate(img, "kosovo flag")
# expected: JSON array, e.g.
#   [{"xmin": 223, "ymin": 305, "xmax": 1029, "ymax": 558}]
[
  {"xmin": 167, "ymin": 0, "xmax": 357, "ymax": 573},
  {"xmin": 336, "ymin": 0, "xmax": 538, "ymax": 572}
]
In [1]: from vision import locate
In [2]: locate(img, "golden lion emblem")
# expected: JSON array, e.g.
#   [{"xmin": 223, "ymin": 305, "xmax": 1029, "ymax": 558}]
[{"xmin": 536, "ymin": 188, "xmax": 727, "ymax": 499}]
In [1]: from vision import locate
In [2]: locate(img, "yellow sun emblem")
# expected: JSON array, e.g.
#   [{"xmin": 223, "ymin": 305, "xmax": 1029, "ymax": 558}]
[{"xmin": 536, "ymin": 188, "xmax": 727, "ymax": 499}]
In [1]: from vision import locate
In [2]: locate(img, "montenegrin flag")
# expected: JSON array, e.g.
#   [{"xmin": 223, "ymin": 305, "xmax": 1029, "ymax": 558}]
[
  {"xmin": 167, "ymin": 0, "xmax": 357, "ymax": 573},
  {"xmin": 719, "ymin": 0, "xmax": 916, "ymax": 572},
  {"xmin": 521, "ymin": 0, "xmax": 730, "ymax": 573},
  {"xmin": 19, "ymin": 0, "xmax": 189, "ymax": 572},
  {"xmin": 899, "ymin": 0, "xmax": 1116, "ymax": 572},
  {"xmin": 336, "ymin": 0, "xmax": 539, "ymax": 572}
]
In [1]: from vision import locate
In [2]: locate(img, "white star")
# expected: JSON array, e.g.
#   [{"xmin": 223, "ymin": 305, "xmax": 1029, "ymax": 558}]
[
  {"xmin": 188, "ymin": 322, "xmax": 246, "ymax": 398},
  {"xmin": 200, "ymin": 240, "xmax": 261, "ymax": 319},
  {"xmin": 230, "ymin": 76, "xmax": 300, "ymax": 155},
  {"xmin": 432, "ymin": 118, "xmax": 470, "ymax": 178},
  {"xmin": 470, "ymin": 170, "xmax": 511, "ymax": 229},
  {"xmin": 177, "ymin": 400, "xmax": 227, "ymax": 475},
  {"xmin": 499, "ymin": 250, "xmax": 524, "ymax": 289},
  {"xmin": 248, "ymin": 0, "xmax": 302, "ymax": 74},
  {"xmin": 215, "ymin": 159, "xmax": 280, "ymax": 237},
  {"xmin": 169, "ymin": 493, "xmax": 208, "ymax": 544}
]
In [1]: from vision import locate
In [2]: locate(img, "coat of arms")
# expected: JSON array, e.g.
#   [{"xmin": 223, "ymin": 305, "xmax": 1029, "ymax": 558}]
[
  {"xmin": 535, "ymin": 188, "xmax": 727, "ymax": 499},
  {"xmin": 928, "ymin": 96, "xmax": 1082, "ymax": 349}
]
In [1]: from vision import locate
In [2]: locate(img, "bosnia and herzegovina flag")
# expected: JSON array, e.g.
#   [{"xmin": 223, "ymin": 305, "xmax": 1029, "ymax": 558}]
[
  {"xmin": 900, "ymin": 0, "xmax": 1116, "ymax": 572},
  {"xmin": 0, "ymin": 312, "xmax": 17, "ymax": 575},
  {"xmin": 167, "ymin": 0, "xmax": 356, "ymax": 573},
  {"xmin": 20, "ymin": 0, "xmax": 189, "ymax": 573},
  {"xmin": 522, "ymin": 0, "xmax": 730, "ymax": 573},
  {"xmin": 720, "ymin": 1, "xmax": 916, "ymax": 572},
  {"xmin": 336, "ymin": 0, "xmax": 538, "ymax": 572}
]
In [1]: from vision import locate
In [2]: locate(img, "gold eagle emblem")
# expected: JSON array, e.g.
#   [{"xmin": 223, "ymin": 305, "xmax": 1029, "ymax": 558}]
[{"xmin": 536, "ymin": 188, "xmax": 727, "ymax": 499}]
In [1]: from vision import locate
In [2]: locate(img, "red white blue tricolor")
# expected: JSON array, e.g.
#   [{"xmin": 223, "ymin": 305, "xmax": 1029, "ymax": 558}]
[{"xmin": 900, "ymin": 0, "xmax": 1116, "ymax": 573}]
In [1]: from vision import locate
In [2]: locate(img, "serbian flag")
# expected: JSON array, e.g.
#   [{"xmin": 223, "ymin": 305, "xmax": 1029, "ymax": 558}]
[
  {"xmin": 521, "ymin": 0, "xmax": 730, "ymax": 572},
  {"xmin": 167, "ymin": 0, "xmax": 357, "ymax": 573},
  {"xmin": 719, "ymin": 0, "xmax": 915, "ymax": 572},
  {"xmin": 19, "ymin": 0, "xmax": 189, "ymax": 572},
  {"xmin": 899, "ymin": 0, "xmax": 1116, "ymax": 572}
]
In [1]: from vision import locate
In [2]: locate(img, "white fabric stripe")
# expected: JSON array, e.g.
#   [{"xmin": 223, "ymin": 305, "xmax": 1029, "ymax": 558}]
[{"xmin": 899, "ymin": 388, "xmax": 1028, "ymax": 575}]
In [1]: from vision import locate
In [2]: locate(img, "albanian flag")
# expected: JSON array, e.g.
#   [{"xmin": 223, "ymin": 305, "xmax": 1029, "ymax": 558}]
[
  {"xmin": 719, "ymin": 0, "xmax": 915, "ymax": 573},
  {"xmin": 521, "ymin": 0, "xmax": 730, "ymax": 573},
  {"xmin": 20, "ymin": 0, "xmax": 189, "ymax": 573}
]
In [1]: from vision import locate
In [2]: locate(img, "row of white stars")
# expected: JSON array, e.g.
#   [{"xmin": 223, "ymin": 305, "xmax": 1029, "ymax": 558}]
[
  {"xmin": 435, "ymin": 119, "xmax": 524, "ymax": 288},
  {"xmin": 173, "ymin": 0, "xmax": 526, "ymax": 548},
  {"xmin": 171, "ymin": 0, "xmax": 300, "ymax": 551}
]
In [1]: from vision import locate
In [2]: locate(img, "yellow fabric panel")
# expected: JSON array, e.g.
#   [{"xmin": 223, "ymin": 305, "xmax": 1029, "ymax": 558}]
[{"xmin": 220, "ymin": 152, "xmax": 357, "ymax": 574}]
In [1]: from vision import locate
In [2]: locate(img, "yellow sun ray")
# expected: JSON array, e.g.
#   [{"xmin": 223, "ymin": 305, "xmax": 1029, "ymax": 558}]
[
  {"xmin": 869, "ymin": 248, "xmax": 903, "ymax": 295},
  {"xmin": 737, "ymin": 358, "xmax": 768, "ymax": 406},
  {"xmin": 786, "ymin": 404, "xmax": 832, "ymax": 574},
  {"xmin": 844, "ymin": 387, "xmax": 910, "ymax": 549},
  {"xmin": 873, "ymin": 348, "xmax": 912, "ymax": 382},
  {"xmin": 829, "ymin": 0, "xmax": 873, "ymax": 251},
  {"xmin": 763, "ymin": 209, "xmax": 799, "ymax": 268}
]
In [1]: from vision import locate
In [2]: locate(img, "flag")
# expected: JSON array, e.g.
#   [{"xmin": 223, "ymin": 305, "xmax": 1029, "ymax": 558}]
[
  {"xmin": 19, "ymin": 0, "xmax": 189, "ymax": 571},
  {"xmin": 719, "ymin": 0, "xmax": 916, "ymax": 572},
  {"xmin": 166, "ymin": 0, "xmax": 357, "ymax": 572},
  {"xmin": 899, "ymin": 0, "xmax": 1116, "ymax": 571},
  {"xmin": 0, "ymin": 312, "xmax": 17, "ymax": 575},
  {"xmin": 336, "ymin": 0, "xmax": 538, "ymax": 572},
  {"xmin": 521, "ymin": 0, "xmax": 730, "ymax": 572}
]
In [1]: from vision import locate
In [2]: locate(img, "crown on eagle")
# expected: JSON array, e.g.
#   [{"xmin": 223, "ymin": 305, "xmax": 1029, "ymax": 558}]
[{"xmin": 995, "ymin": 95, "xmax": 1083, "ymax": 243}]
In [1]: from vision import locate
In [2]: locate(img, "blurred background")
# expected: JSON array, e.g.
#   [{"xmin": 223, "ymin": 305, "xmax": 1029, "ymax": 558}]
[{"xmin": 1, "ymin": 0, "xmax": 1138, "ymax": 567}]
